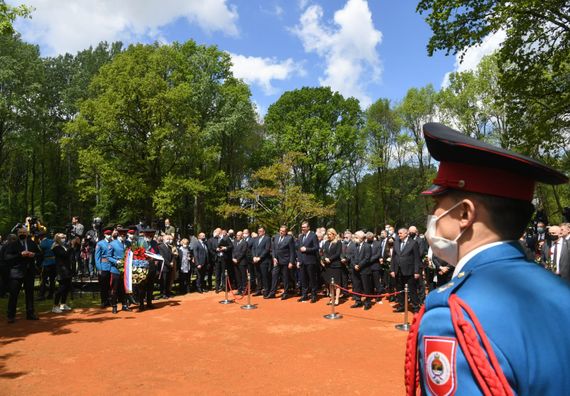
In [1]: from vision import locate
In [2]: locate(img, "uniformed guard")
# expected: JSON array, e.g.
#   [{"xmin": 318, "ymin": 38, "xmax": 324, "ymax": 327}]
[
  {"xmin": 95, "ymin": 226, "xmax": 114, "ymax": 308},
  {"xmin": 109, "ymin": 227, "xmax": 130, "ymax": 314},
  {"xmin": 405, "ymin": 123, "xmax": 570, "ymax": 395}
]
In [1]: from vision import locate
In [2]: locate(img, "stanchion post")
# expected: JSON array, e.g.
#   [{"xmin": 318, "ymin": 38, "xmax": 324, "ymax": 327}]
[
  {"xmin": 241, "ymin": 270, "xmax": 257, "ymax": 310},
  {"xmin": 324, "ymin": 277, "xmax": 342, "ymax": 320},
  {"xmin": 395, "ymin": 283, "xmax": 410, "ymax": 331},
  {"xmin": 219, "ymin": 269, "xmax": 235, "ymax": 304}
]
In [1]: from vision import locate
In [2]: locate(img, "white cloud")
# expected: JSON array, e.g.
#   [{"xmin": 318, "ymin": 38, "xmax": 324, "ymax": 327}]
[
  {"xmin": 10, "ymin": 0, "xmax": 239, "ymax": 55},
  {"xmin": 229, "ymin": 53, "xmax": 305, "ymax": 95},
  {"xmin": 292, "ymin": 0, "xmax": 382, "ymax": 108},
  {"xmin": 441, "ymin": 30, "xmax": 506, "ymax": 87}
]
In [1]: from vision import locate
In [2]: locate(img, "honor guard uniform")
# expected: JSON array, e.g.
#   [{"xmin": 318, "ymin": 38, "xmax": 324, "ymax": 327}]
[
  {"xmin": 109, "ymin": 227, "xmax": 130, "ymax": 313},
  {"xmin": 406, "ymin": 123, "xmax": 570, "ymax": 395},
  {"xmin": 95, "ymin": 226, "xmax": 114, "ymax": 308}
]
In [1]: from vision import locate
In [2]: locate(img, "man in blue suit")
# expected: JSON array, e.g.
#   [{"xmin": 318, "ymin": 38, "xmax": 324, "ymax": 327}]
[
  {"xmin": 267, "ymin": 225, "xmax": 296, "ymax": 300},
  {"xmin": 192, "ymin": 232, "xmax": 209, "ymax": 293},
  {"xmin": 406, "ymin": 123, "xmax": 570, "ymax": 396},
  {"xmin": 95, "ymin": 226, "xmax": 114, "ymax": 308}
]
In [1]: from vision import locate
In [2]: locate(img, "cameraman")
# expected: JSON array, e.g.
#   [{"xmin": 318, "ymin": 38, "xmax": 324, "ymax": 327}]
[{"xmin": 84, "ymin": 218, "xmax": 102, "ymax": 278}]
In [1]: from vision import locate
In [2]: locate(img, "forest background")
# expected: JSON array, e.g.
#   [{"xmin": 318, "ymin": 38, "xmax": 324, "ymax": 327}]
[{"xmin": 0, "ymin": 0, "xmax": 569, "ymax": 235}]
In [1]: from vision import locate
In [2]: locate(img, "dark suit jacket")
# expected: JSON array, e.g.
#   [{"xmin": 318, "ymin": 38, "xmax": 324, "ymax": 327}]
[
  {"xmin": 297, "ymin": 231, "xmax": 320, "ymax": 265},
  {"xmin": 4, "ymin": 238, "xmax": 41, "ymax": 279},
  {"xmin": 541, "ymin": 239, "xmax": 570, "ymax": 282},
  {"xmin": 253, "ymin": 235, "xmax": 271, "ymax": 263},
  {"xmin": 232, "ymin": 239, "xmax": 248, "ymax": 266},
  {"xmin": 323, "ymin": 240, "xmax": 342, "ymax": 268},
  {"xmin": 368, "ymin": 239, "xmax": 382, "ymax": 271},
  {"xmin": 192, "ymin": 240, "xmax": 209, "ymax": 267},
  {"xmin": 391, "ymin": 238, "xmax": 421, "ymax": 276},
  {"xmin": 272, "ymin": 234, "xmax": 296, "ymax": 266},
  {"xmin": 158, "ymin": 243, "xmax": 173, "ymax": 271},
  {"xmin": 53, "ymin": 244, "xmax": 73, "ymax": 280},
  {"xmin": 341, "ymin": 240, "xmax": 356, "ymax": 267},
  {"xmin": 353, "ymin": 242, "xmax": 372, "ymax": 274},
  {"xmin": 218, "ymin": 236, "xmax": 233, "ymax": 261},
  {"xmin": 244, "ymin": 237, "xmax": 254, "ymax": 262}
]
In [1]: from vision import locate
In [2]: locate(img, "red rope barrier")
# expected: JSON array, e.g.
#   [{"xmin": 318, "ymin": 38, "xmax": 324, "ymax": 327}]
[
  {"xmin": 334, "ymin": 284, "xmax": 403, "ymax": 299},
  {"xmin": 226, "ymin": 276, "xmax": 247, "ymax": 301}
]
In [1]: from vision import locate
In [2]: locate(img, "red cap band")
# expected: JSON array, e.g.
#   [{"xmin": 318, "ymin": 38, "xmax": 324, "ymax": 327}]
[
  {"xmin": 426, "ymin": 161, "xmax": 535, "ymax": 201},
  {"xmin": 103, "ymin": 230, "xmax": 113, "ymax": 235}
]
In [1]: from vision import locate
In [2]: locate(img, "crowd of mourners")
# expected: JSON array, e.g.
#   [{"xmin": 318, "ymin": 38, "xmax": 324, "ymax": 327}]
[{"xmin": 0, "ymin": 215, "xmax": 568, "ymax": 323}]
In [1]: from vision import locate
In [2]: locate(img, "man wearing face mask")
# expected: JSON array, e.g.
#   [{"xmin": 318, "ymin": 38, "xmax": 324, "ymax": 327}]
[
  {"xmin": 5, "ymin": 227, "xmax": 41, "ymax": 323},
  {"xmin": 109, "ymin": 228, "xmax": 130, "ymax": 313},
  {"xmin": 95, "ymin": 226, "xmax": 114, "ymax": 308},
  {"xmin": 405, "ymin": 123, "xmax": 570, "ymax": 396},
  {"xmin": 139, "ymin": 228, "xmax": 158, "ymax": 310}
]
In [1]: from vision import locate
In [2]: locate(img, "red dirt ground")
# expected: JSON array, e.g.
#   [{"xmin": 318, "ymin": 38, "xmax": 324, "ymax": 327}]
[{"xmin": 0, "ymin": 292, "xmax": 408, "ymax": 395}]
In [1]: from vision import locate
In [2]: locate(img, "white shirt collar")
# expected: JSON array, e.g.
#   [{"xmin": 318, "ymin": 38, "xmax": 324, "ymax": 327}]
[{"xmin": 452, "ymin": 241, "xmax": 510, "ymax": 278}]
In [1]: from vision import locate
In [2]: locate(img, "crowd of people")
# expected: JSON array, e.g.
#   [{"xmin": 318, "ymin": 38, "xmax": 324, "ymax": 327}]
[{"xmin": 0, "ymin": 214, "xmax": 568, "ymax": 323}]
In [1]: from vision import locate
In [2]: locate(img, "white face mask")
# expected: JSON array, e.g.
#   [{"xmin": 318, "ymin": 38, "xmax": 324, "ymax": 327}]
[
  {"xmin": 105, "ymin": 234, "xmax": 112, "ymax": 241},
  {"xmin": 425, "ymin": 200, "xmax": 467, "ymax": 267}
]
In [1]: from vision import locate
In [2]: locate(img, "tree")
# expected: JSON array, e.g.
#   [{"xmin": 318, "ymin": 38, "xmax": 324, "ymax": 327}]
[
  {"xmin": 264, "ymin": 87, "xmax": 365, "ymax": 203},
  {"xmin": 219, "ymin": 152, "xmax": 334, "ymax": 233},
  {"xmin": 0, "ymin": 0, "xmax": 31, "ymax": 36}
]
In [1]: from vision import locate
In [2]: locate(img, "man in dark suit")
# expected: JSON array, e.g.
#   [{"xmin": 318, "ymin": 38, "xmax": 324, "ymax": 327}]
[
  {"xmin": 408, "ymin": 226, "xmax": 428, "ymax": 303},
  {"xmin": 192, "ymin": 232, "xmax": 209, "ymax": 293},
  {"xmin": 390, "ymin": 227, "xmax": 421, "ymax": 312},
  {"xmin": 367, "ymin": 232, "xmax": 384, "ymax": 304},
  {"xmin": 232, "ymin": 231, "xmax": 248, "ymax": 294},
  {"xmin": 297, "ymin": 221, "xmax": 320, "ymax": 303},
  {"xmin": 157, "ymin": 235, "xmax": 174, "ymax": 299},
  {"xmin": 340, "ymin": 231, "xmax": 355, "ymax": 296},
  {"xmin": 243, "ymin": 229, "xmax": 256, "ymax": 292},
  {"xmin": 207, "ymin": 228, "xmax": 221, "ymax": 291},
  {"xmin": 5, "ymin": 227, "xmax": 42, "ymax": 323},
  {"xmin": 351, "ymin": 231, "xmax": 372, "ymax": 309},
  {"xmin": 542, "ymin": 225, "xmax": 570, "ymax": 282},
  {"xmin": 268, "ymin": 225, "xmax": 296, "ymax": 300},
  {"xmin": 253, "ymin": 227, "xmax": 272, "ymax": 297}
]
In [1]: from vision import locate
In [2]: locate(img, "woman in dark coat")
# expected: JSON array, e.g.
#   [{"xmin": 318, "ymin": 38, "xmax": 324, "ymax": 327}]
[
  {"xmin": 322, "ymin": 228, "xmax": 342, "ymax": 306},
  {"xmin": 52, "ymin": 233, "xmax": 74, "ymax": 313}
]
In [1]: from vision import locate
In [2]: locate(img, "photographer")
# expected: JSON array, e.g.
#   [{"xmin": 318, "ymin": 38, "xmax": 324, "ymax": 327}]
[{"xmin": 84, "ymin": 218, "xmax": 102, "ymax": 277}]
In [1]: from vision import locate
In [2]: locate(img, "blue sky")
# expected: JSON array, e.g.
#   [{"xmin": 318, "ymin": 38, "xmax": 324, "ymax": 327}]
[{"xmin": 11, "ymin": 0, "xmax": 502, "ymax": 116}]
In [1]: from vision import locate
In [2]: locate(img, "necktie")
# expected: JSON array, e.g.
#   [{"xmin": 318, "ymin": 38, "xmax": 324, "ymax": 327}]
[
  {"xmin": 553, "ymin": 242, "xmax": 559, "ymax": 271},
  {"xmin": 400, "ymin": 241, "xmax": 405, "ymax": 251},
  {"xmin": 303, "ymin": 233, "xmax": 307, "ymax": 242},
  {"xmin": 279, "ymin": 236, "xmax": 283, "ymax": 244}
]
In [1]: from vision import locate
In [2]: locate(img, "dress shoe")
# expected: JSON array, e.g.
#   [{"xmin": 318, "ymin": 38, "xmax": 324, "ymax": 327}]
[
  {"xmin": 280, "ymin": 293, "xmax": 289, "ymax": 300},
  {"xmin": 264, "ymin": 294, "xmax": 276, "ymax": 299},
  {"xmin": 112, "ymin": 306, "xmax": 118, "ymax": 314},
  {"xmin": 122, "ymin": 305, "xmax": 131, "ymax": 312},
  {"xmin": 139, "ymin": 305, "xmax": 145, "ymax": 311},
  {"xmin": 26, "ymin": 313, "xmax": 39, "ymax": 320},
  {"xmin": 7, "ymin": 317, "xmax": 15, "ymax": 324},
  {"xmin": 253, "ymin": 291, "xmax": 262, "ymax": 297},
  {"xmin": 298, "ymin": 296, "xmax": 308, "ymax": 302},
  {"xmin": 215, "ymin": 289, "xmax": 221, "ymax": 294},
  {"xmin": 310, "ymin": 296, "xmax": 317, "ymax": 304},
  {"xmin": 236, "ymin": 291, "xmax": 243, "ymax": 296},
  {"xmin": 393, "ymin": 307, "xmax": 405, "ymax": 313},
  {"xmin": 364, "ymin": 303, "xmax": 372, "ymax": 311},
  {"xmin": 146, "ymin": 304, "xmax": 155, "ymax": 310},
  {"xmin": 350, "ymin": 302, "xmax": 363, "ymax": 308},
  {"xmin": 197, "ymin": 289, "xmax": 204, "ymax": 294}
]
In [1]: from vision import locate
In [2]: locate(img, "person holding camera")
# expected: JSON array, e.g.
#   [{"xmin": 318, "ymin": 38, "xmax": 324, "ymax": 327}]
[{"xmin": 5, "ymin": 227, "xmax": 42, "ymax": 323}]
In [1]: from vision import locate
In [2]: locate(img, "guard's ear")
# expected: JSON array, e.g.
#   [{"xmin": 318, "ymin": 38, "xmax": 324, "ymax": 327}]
[{"xmin": 459, "ymin": 199, "xmax": 476, "ymax": 229}]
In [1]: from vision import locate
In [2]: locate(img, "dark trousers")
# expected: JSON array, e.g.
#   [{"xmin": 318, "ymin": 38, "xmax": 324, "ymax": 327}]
[
  {"xmin": 396, "ymin": 272, "xmax": 420, "ymax": 308},
  {"xmin": 253, "ymin": 262, "xmax": 263, "ymax": 292},
  {"xmin": 99, "ymin": 270, "xmax": 110, "ymax": 305},
  {"xmin": 372, "ymin": 269, "xmax": 384, "ymax": 300},
  {"xmin": 300, "ymin": 263, "xmax": 319, "ymax": 297},
  {"xmin": 340, "ymin": 266, "xmax": 349, "ymax": 295},
  {"xmin": 160, "ymin": 269, "xmax": 172, "ymax": 296},
  {"xmin": 417, "ymin": 269, "xmax": 427, "ymax": 303},
  {"xmin": 195, "ymin": 265, "xmax": 206, "ymax": 291},
  {"xmin": 259, "ymin": 261, "xmax": 271, "ymax": 294},
  {"xmin": 236, "ymin": 264, "xmax": 249, "ymax": 293},
  {"xmin": 7, "ymin": 273, "xmax": 35, "ymax": 319},
  {"xmin": 214, "ymin": 256, "xmax": 226, "ymax": 291},
  {"xmin": 270, "ymin": 264, "xmax": 291, "ymax": 295},
  {"xmin": 361, "ymin": 271, "xmax": 373, "ymax": 305},
  {"xmin": 54, "ymin": 278, "xmax": 72, "ymax": 305},
  {"xmin": 110, "ymin": 273, "xmax": 126, "ymax": 306},
  {"xmin": 248, "ymin": 261, "xmax": 257, "ymax": 291},
  {"xmin": 350, "ymin": 267, "xmax": 362, "ymax": 302},
  {"xmin": 39, "ymin": 265, "xmax": 57, "ymax": 298},
  {"xmin": 179, "ymin": 271, "xmax": 191, "ymax": 293}
]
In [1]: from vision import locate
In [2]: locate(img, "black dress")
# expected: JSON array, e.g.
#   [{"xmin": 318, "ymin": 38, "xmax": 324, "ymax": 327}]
[{"xmin": 323, "ymin": 240, "xmax": 342, "ymax": 284}]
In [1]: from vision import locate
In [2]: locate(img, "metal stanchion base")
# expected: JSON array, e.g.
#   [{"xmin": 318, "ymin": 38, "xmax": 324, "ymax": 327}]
[
  {"xmin": 241, "ymin": 304, "xmax": 257, "ymax": 310},
  {"xmin": 219, "ymin": 299, "xmax": 235, "ymax": 304},
  {"xmin": 324, "ymin": 313, "xmax": 343, "ymax": 320},
  {"xmin": 395, "ymin": 323, "xmax": 410, "ymax": 331}
]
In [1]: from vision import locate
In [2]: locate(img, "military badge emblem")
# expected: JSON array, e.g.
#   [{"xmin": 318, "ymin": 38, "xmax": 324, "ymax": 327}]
[{"xmin": 424, "ymin": 336, "xmax": 457, "ymax": 395}]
